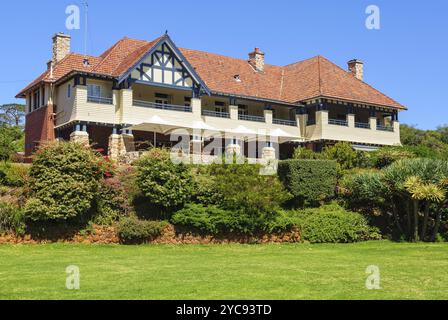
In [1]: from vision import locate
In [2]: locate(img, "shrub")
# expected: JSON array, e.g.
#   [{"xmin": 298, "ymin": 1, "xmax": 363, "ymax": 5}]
[
  {"xmin": 23, "ymin": 142, "xmax": 104, "ymax": 221},
  {"xmin": 0, "ymin": 202, "xmax": 26, "ymax": 236},
  {"xmin": 278, "ymin": 159, "xmax": 337, "ymax": 207},
  {"xmin": 206, "ymin": 162, "xmax": 291, "ymax": 215},
  {"xmin": 339, "ymin": 170, "xmax": 386, "ymax": 211},
  {"xmin": 117, "ymin": 216, "xmax": 167, "ymax": 243},
  {"xmin": 288, "ymin": 204, "xmax": 381, "ymax": 243},
  {"xmin": 171, "ymin": 204, "xmax": 294, "ymax": 235},
  {"xmin": 93, "ymin": 177, "xmax": 130, "ymax": 225},
  {"xmin": 371, "ymin": 146, "xmax": 415, "ymax": 169},
  {"xmin": 135, "ymin": 149, "xmax": 195, "ymax": 211},
  {"xmin": 0, "ymin": 162, "xmax": 29, "ymax": 187},
  {"xmin": 322, "ymin": 142, "xmax": 359, "ymax": 173},
  {"xmin": 292, "ymin": 147, "xmax": 321, "ymax": 160}
]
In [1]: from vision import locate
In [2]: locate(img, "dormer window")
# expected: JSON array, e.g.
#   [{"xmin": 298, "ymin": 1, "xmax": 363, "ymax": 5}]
[{"xmin": 234, "ymin": 74, "xmax": 241, "ymax": 82}]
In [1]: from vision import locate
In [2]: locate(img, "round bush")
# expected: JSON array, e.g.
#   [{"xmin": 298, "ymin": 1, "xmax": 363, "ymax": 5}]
[
  {"xmin": 135, "ymin": 149, "xmax": 195, "ymax": 210},
  {"xmin": 23, "ymin": 142, "xmax": 104, "ymax": 221}
]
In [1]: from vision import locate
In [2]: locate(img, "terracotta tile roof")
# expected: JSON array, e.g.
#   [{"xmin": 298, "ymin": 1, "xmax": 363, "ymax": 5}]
[{"xmin": 17, "ymin": 36, "xmax": 405, "ymax": 110}]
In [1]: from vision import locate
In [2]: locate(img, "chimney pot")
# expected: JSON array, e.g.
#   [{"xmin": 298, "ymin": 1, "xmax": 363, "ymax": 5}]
[
  {"xmin": 52, "ymin": 32, "xmax": 71, "ymax": 65},
  {"xmin": 348, "ymin": 59, "xmax": 364, "ymax": 81},
  {"xmin": 248, "ymin": 48, "xmax": 265, "ymax": 72}
]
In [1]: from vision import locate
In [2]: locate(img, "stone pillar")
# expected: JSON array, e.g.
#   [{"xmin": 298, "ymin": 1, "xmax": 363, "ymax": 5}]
[
  {"xmin": 393, "ymin": 121, "xmax": 400, "ymax": 133},
  {"xmin": 70, "ymin": 124, "xmax": 89, "ymax": 145},
  {"xmin": 108, "ymin": 133, "xmax": 123, "ymax": 161},
  {"xmin": 369, "ymin": 117, "xmax": 377, "ymax": 131},
  {"xmin": 262, "ymin": 146, "xmax": 276, "ymax": 161},
  {"xmin": 108, "ymin": 129, "xmax": 136, "ymax": 162},
  {"xmin": 191, "ymin": 98, "xmax": 202, "ymax": 119},
  {"xmin": 229, "ymin": 105, "xmax": 238, "ymax": 120},
  {"xmin": 264, "ymin": 109, "xmax": 273, "ymax": 124},
  {"xmin": 347, "ymin": 114, "xmax": 355, "ymax": 127}
]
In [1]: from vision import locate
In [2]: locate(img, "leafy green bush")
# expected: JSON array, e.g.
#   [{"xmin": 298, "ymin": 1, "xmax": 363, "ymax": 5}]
[
  {"xmin": 93, "ymin": 177, "xmax": 130, "ymax": 225},
  {"xmin": 117, "ymin": 216, "xmax": 167, "ymax": 243},
  {"xmin": 23, "ymin": 142, "xmax": 104, "ymax": 221},
  {"xmin": 207, "ymin": 162, "xmax": 291, "ymax": 215},
  {"xmin": 339, "ymin": 170, "xmax": 386, "ymax": 211},
  {"xmin": 322, "ymin": 142, "xmax": 359, "ymax": 172},
  {"xmin": 278, "ymin": 159, "xmax": 337, "ymax": 207},
  {"xmin": 288, "ymin": 204, "xmax": 381, "ymax": 243},
  {"xmin": 0, "ymin": 202, "xmax": 26, "ymax": 236},
  {"xmin": 371, "ymin": 146, "xmax": 415, "ymax": 169},
  {"xmin": 171, "ymin": 204, "xmax": 294, "ymax": 235},
  {"xmin": 135, "ymin": 149, "xmax": 195, "ymax": 211},
  {"xmin": 0, "ymin": 162, "xmax": 29, "ymax": 187},
  {"xmin": 292, "ymin": 147, "xmax": 320, "ymax": 160}
]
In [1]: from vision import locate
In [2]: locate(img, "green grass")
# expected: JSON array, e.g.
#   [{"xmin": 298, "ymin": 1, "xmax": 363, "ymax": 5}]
[{"xmin": 0, "ymin": 241, "xmax": 447, "ymax": 300}]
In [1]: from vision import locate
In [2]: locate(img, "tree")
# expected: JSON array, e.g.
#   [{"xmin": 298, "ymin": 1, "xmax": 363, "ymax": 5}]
[
  {"xmin": 0, "ymin": 125, "xmax": 24, "ymax": 161},
  {"xmin": 0, "ymin": 104, "xmax": 25, "ymax": 126}
]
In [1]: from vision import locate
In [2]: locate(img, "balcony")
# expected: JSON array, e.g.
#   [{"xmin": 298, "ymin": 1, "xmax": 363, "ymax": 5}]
[
  {"xmin": 328, "ymin": 119, "xmax": 348, "ymax": 127},
  {"xmin": 273, "ymin": 119, "xmax": 297, "ymax": 127},
  {"xmin": 202, "ymin": 110, "xmax": 230, "ymax": 118},
  {"xmin": 87, "ymin": 96, "xmax": 113, "ymax": 105},
  {"xmin": 133, "ymin": 100, "xmax": 192, "ymax": 113},
  {"xmin": 355, "ymin": 122, "xmax": 370, "ymax": 129},
  {"xmin": 238, "ymin": 114, "xmax": 265, "ymax": 123},
  {"xmin": 377, "ymin": 125, "xmax": 394, "ymax": 132}
]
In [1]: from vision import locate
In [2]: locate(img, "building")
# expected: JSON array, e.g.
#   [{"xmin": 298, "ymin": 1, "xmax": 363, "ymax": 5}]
[{"xmin": 16, "ymin": 32, "xmax": 405, "ymax": 161}]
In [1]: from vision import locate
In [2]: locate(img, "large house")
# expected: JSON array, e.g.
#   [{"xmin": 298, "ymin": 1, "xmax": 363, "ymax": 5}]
[{"xmin": 17, "ymin": 32, "xmax": 405, "ymax": 161}]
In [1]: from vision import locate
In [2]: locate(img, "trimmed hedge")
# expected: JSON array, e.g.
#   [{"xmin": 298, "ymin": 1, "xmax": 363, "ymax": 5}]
[{"xmin": 278, "ymin": 159, "xmax": 337, "ymax": 207}]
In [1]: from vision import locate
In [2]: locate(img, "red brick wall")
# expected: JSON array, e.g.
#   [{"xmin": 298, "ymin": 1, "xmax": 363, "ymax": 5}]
[{"xmin": 24, "ymin": 105, "xmax": 55, "ymax": 157}]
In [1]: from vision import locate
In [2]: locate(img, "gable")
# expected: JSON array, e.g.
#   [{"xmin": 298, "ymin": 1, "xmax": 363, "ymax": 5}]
[{"xmin": 129, "ymin": 42, "xmax": 194, "ymax": 88}]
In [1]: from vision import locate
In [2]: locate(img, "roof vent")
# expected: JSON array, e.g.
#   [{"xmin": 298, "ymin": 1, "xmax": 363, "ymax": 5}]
[
  {"xmin": 83, "ymin": 58, "xmax": 90, "ymax": 67},
  {"xmin": 234, "ymin": 74, "xmax": 241, "ymax": 82}
]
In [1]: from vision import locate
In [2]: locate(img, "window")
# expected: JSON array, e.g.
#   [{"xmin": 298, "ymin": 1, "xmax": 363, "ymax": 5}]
[
  {"xmin": 87, "ymin": 84, "xmax": 101, "ymax": 98},
  {"xmin": 215, "ymin": 101, "xmax": 226, "ymax": 113},
  {"xmin": 238, "ymin": 104, "xmax": 248, "ymax": 116},
  {"xmin": 33, "ymin": 90, "xmax": 39, "ymax": 110},
  {"xmin": 41, "ymin": 87, "xmax": 45, "ymax": 106},
  {"xmin": 184, "ymin": 97, "xmax": 191, "ymax": 107},
  {"xmin": 155, "ymin": 93, "xmax": 170, "ymax": 105},
  {"xmin": 67, "ymin": 84, "xmax": 71, "ymax": 98}
]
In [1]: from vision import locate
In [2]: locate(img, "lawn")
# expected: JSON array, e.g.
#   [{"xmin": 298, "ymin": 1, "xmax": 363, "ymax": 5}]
[{"xmin": 0, "ymin": 241, "xmax": 447, "ymax": 300}]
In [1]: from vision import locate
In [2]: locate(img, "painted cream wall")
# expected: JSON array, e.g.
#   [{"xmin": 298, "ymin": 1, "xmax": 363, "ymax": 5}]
[
  {"xmin": 305, "ymin": 110, "xmax": 401, "ymax": 146},
  {"xmin": 55, "ymin": 80, "xmax": 76, "ymax": 126},
  {"xmin": 58, "ymin": 79, "xmax": 400, "ymax": 147}
]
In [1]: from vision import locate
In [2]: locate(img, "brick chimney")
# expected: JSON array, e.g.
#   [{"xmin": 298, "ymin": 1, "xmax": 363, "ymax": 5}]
[
  {"xmin": 52, "ymin": 33, "xmax": 71, "ymax": 65},
  {"xmin": 347, "ymin": 59, "xmax": 364, "ymax": 81},
  {"xmin": 248, "ymin": 48, "xmax": 265, "ymax": 72}
]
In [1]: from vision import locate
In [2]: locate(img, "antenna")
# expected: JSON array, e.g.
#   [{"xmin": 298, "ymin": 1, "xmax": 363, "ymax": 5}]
[{"xmin": 83, "ymin": 0, "xmax": 89, "ymax": 57}]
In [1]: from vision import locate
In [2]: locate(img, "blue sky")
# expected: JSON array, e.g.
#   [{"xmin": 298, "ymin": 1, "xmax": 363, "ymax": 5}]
[{"xmin": 0, "ymin": 0, "xmax": 446, "ymax": 129}]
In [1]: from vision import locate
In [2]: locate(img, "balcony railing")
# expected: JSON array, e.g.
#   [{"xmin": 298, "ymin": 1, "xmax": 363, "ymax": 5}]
[
  {"xmin": 238, "ymin": 114, "xmax": 265, "ymax": 123},
  {"xmin": 273, "ymin": 119, "xmax": 297, "ymax": 127},
  {"xmin": 87, "ymin": 96, "xmax": 113, "ymax": 105},
  {"xmin": 307, "ymin": 119, "xmax": 316, "ymax": 126},
  {"xmin": 355, "ymin": 122, "xmax": 371, "ymax": 129},
  {"xmin": 328, "ymin": 119, "xmax": 348, "ymax": 126},
  {"xmin": 377, "ymin": 125, "xmax": 394, "ymax": 132},
  {"xmin": 202, "ymin": 110, "xmax": 230, "ymax": 118},
  {"xmin": 133, "ymin": 100, "xmax": 192, "ymax": 112}
]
